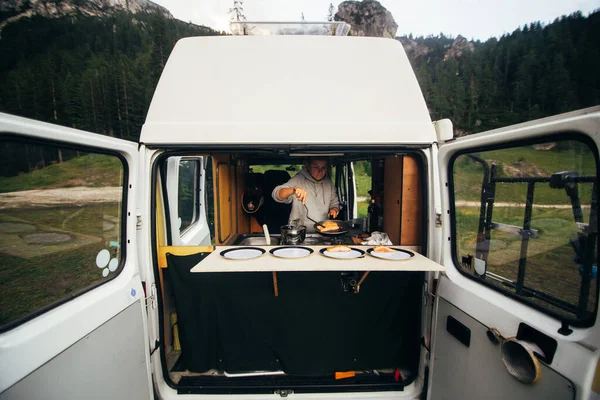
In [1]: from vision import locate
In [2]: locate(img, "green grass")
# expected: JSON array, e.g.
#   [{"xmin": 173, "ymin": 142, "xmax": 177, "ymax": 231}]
[
  {"xmin": 250, "ymin": 164, "xmax": 301, "ymax": 174},
  {"xmin": 355, "ymin": 174, "xmax": 372, "ymax": 198},
  {"xmin": 453, "ymin": 144, "xmax": 596, "ymax": 205},
  {"xmin": 357, "ymin": 201, "xmax": 368, "ymax": 218},
  {"xmin": 0, "ymin": 203, "xmax": 122, "ymax": 326},
  {"xmin": 455, "ymin": 206, "xmax": 597, "ymax": 319},
  {"xmin": 0, "ymin": 154, "xmax": 123, "ymax": 193}
]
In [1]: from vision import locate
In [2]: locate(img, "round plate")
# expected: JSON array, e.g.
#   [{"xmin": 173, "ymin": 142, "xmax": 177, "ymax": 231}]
[
  {"xmin": 319, "ymin": 247, "xmax": 365, "ymax": 259},
  {"xmin": 366, "ymin": 248, "xmax": 414, "ymax": 260},
  {"xmin": 269, "ymin": 246, "xmax": 314, "ymax": 259},
  {"xmin": 220, "ymin": 247, "xmax": 266, "ymax": 260}
]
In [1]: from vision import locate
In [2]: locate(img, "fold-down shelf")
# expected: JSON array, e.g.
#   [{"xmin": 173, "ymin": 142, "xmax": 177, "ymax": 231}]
[{"xmin": 190, "ymin": 246, "xmax": 445, "ymax": 273}]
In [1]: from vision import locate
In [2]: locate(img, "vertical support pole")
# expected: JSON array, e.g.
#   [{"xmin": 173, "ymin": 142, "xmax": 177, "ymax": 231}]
[
  {"xmin": 577, "ymin": 182, "xmax": 597, "ymax": 318},
  {"xmin": 475, "ymin": 162, "xmax": 491, "ymax": 261},
  {"xmin": 516, "ymin": 181, "xmax": 535, "ymax": 294},
  {"xmin": 480, "ymin": 164, "xmax": 498, "ymax": 264}
]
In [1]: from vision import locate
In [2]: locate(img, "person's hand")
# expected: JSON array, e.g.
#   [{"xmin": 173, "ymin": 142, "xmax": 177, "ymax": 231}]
[
  {"xmin": 328, "ymin": 208, "xmax": 339, "ymax": 219},
  {"xmin": 293, "ymin": 187, "xmax": 307, "ymax": 204}
]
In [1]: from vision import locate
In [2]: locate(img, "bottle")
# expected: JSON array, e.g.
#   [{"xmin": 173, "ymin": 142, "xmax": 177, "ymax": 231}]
[{"xmin": 367, "ymin": 199, "xmax": 381, "ymax": 233}]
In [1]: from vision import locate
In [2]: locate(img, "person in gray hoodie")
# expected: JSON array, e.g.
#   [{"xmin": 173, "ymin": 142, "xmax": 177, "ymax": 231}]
[{"xmin": 272, "ymin": 158, "xmax": 340, "ymax": 233}]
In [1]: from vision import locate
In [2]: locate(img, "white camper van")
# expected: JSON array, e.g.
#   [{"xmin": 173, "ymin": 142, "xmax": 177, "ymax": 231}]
[{"xmin": 0, "ymin": 32, "xmax": 599, "ymax": 400}]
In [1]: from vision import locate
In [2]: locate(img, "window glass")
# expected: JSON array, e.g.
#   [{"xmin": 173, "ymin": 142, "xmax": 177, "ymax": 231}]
[
  {"xmin": 453, "ymin": 139, "xmax": 598, "ymax": 322},
  {"xmin": 250, "ymin": 164, "xmax": 300, "ymax": 174},
  {"xmin": 354, "ymin": 160, "xmax": 373, "ymax": 218},
  {"xmin": 178, "ymin": 159, "xmax": 199, "ymax": 232},
  {"xmin": 205, "ymin": 156, "xmax": 215, "ymax": 243},
  {"xmin": 0, "ymin": 140, "xmax": 124, "ymax": 329}
]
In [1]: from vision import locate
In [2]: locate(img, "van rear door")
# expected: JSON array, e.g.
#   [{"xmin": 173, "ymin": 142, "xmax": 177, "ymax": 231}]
[
  {"xmin": 0, "ymin": 113, "xmax": 152, "ymax": 399},
  {"xmin": 430, "ymin": 107, "xmax": 600, "ymax": 399}
]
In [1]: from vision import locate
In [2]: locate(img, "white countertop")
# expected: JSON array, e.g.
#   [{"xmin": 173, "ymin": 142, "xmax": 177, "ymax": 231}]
[{"xmin": 190, "ymin": 245, "xmax": 445, "ymax": 273}]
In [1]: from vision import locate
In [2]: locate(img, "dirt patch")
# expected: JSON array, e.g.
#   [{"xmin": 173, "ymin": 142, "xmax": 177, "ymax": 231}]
[
  {"xmin": 0, "ymin": 222, "xmax": 36, "ymax": 233},
  {"xmin": 23, "ymin": 233, "xmax": 72, "ymax": 244},
  {"xmin": 503, "ymin": 161, "xmax": 547, "ymax": 177},
  {"xmin": 0, "ymin": 186, "xmax": 122, "ymax": 209}
]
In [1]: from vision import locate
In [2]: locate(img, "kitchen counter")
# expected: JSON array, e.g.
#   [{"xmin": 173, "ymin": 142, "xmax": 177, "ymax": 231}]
[{"xmin": 189, "ymin": 245, "xmax": 444, "ymax": 273}]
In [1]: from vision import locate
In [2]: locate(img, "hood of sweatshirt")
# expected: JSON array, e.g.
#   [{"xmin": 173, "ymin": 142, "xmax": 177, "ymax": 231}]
[{"xmin": 299, "ymin": 166, "xmax": 327, "ymax": 206}]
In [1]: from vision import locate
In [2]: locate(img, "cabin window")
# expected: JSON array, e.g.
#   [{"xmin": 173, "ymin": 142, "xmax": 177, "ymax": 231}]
[
  {"xmin": 0, "ymin": 139, "xmax": 125, "ymax": 330},
  {"xmin": 452, "ymin": 138, "xmax": 598, "ymax": 324},
  {"xmin": 178, "ymin": 158, "xmax": 200, "ymax": 233}
]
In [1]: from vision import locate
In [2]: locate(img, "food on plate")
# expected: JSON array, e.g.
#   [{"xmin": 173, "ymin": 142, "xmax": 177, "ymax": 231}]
[
  {"xmin": 351, "ymin": 237, "xmax": 363, "ymax": 245},
  {"xmin": 327, "ymin": 245, "xmax": 352, "ymax": 252},
  {"xmin": 373, "ymin": 245, "xmax": 396, "ymax": 253},
  {"xmin": 317, "ymin": 221, "xmax": 340, "ymax": 232}
]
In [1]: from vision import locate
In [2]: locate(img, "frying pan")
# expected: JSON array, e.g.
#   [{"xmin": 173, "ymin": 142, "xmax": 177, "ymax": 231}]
[
  {"xmin": 300, "ymin": 202, "xmax": 349, "ymax": 236},
  {"xmin": 313, "ymin": 219, "xmax": 350, "ymax": 236}
]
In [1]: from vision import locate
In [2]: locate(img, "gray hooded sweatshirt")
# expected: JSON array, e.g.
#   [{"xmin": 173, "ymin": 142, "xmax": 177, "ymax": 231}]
[{"xmin": 272, "ymin": 167, "xmax": 340, "ymax": 233}]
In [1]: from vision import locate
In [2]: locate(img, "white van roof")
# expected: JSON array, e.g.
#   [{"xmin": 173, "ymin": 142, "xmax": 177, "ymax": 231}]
[{"xmin": 141, "ymin": 36, "xmax": 436, "ymax": 146}]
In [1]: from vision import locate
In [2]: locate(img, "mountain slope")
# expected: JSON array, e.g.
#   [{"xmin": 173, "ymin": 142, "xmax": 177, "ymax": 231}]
[
  {"xmin": 398, "ymin": 11, "xmax": 600, "ymax": 133},
  {"xmin": 0, "ymin": 2, "xmax": 221, "ymax": 140}
]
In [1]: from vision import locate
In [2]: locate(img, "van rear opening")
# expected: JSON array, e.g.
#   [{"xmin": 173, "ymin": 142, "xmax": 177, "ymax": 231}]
[{"xmin": 153, "ymin": 149, "xmax": 431, "ymax": 394}]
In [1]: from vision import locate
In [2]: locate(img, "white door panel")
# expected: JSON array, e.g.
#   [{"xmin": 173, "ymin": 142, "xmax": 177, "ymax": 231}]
[
  {"xmin": 0, "ymin": 113, "xmax": 152, "ymax": 398},
  {"xmin": 430, "ymin": 297, "xmax": 575, "ymax": 400},
  {"xmin": 431, "ymin": 107, "xmax": 600, "ymax": 399},
  {"xmin": 1, "ymin": 301, "xmax": 149, "ymax": 400}
]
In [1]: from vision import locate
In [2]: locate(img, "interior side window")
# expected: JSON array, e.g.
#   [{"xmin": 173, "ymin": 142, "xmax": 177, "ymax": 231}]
[
  {"xmin": 204, "ymin": 156, "xmax": 215, "ymax": 243},
  {"xmin": 453, "ymin": 139, "xmax": 598, "ymax": 324},
  {"xmin": 178, "ymin": 159, "xmax": 200, "ymax": 233},
  {"xmin": 0, "ymin": 139, "xmax": 125, "ymax": 330}
]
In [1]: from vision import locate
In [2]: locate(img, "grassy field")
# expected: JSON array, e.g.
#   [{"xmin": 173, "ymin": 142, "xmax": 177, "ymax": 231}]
[
  {"xmin": 0, "ymin": 203, "xmax": 121, "ymax": 326},
  {"xmin": 454, "ymin": 144, "xmax": 596, "ymax": 205},
  {"xmin": 0, "ymin": 154, "xmax": 123, "ymax": 193},
  {"xmin": 455, "ymin": 206, "xmax": 596, "ymax": 319}
]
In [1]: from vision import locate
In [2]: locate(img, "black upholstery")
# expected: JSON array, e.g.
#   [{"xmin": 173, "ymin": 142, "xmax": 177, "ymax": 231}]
[{"xmin": 260, "ymin": 170, "xmax": 292, "ymax": 232}]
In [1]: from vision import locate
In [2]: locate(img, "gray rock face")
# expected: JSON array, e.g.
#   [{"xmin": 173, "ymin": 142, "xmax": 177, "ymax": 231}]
[
  {"xmin": 334, "ymin": 0, "xmax": 398, "ymax": 38},
  {"xmin": 397, "ymin": 37, "xmax": 432, "ymax": 58},
  {"xmin": 1, "ymin": 0, "xmax": 172, "ymax": 31},
  {"xmin": 443, "ymin": 35, "xmax": 475, "ymax": 60}
]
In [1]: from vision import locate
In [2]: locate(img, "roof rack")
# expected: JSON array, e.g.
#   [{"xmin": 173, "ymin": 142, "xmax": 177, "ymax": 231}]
[{"xmin": 230, "ymin": 21, "xmax": 351, "ymax": 36}]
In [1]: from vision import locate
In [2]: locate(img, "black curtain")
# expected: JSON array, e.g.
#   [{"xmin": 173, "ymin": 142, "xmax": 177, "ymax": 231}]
[{"xmin": 167, "ymin": 252, "xmax": 423, "ymax": 375}]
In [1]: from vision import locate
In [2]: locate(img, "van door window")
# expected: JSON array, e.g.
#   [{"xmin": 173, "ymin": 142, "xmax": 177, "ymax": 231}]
[
  {"xmin": 0, "ymin": 139, "xmax": 125, "ymax": 329},
  {"xmin": 452, "ymin": 138, "xmax": 598, "ymax": 324}
]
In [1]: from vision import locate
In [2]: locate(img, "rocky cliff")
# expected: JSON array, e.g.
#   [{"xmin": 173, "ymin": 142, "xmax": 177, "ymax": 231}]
[
  {"xmin": 334, "ymin": 0, "xmax": 397, "ymax": 38},
  {"xmin": 443, "ymin": 35, "xmax": 475, "ymax": 60},
  {"xmin": 1, "ymin": 0, "xmax": 172, "ymax": 31}
]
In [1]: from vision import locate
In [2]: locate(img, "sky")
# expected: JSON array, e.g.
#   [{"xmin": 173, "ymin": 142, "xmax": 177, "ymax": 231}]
[{"xmin": 152, "ymin": 0, "xmax": 600, "ymax": 40}]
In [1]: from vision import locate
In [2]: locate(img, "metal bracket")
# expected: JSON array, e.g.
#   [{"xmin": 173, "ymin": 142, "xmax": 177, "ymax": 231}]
[
  {"xmin": 423, "ymin": 281, "xmax": 435, "ymax": 306},
  {"xmin": 435, "ymin": 212, "xmax": 442, "ymax": 228},
  {"xmin": 145, "ymin": 283, "xmax": 157, "ymax": 310},
  {"xmin": 275, "ymin": 389, "xmax": 293, "ymax": 397}
]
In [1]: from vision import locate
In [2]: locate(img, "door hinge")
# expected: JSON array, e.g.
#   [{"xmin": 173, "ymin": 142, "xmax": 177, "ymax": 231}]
[
  {"xmin": 274, "ymin": 389, "xmax": 293, "ymax": 397},
  {"xmin": 145, "ymin": 282, "xmax": 157, "ymax": 309},
  {"xmin": 435, "ymin": 212, "xmax": 442, "ymax": 228},
  {"xmin": 424, "ymin": 281, "xmax": 435, "ymax": 306},
  {"xmin": 136, "ymin": 209, "xmax": 142, "ymax": 230}
]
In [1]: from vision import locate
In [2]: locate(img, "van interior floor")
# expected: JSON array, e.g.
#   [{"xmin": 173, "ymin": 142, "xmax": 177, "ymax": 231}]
[{"xmin": 168, "ymin": 351, "xmax": 415, "ymax": 393}]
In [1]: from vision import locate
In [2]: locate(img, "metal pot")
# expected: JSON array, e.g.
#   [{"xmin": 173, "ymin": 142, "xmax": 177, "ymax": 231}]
[{"xmin": 280, "ymin": 224, "xmax": 307, "ymax": 245}]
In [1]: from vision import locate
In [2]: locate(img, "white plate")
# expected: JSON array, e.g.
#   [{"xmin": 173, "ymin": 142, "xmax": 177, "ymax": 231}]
[
  {"xmin": 220, "ymin": 247, "xmax": 265, "ymax": 260},
  {"xmin": 270, "ymin": 247, "xmax": 313, "ymax": 259},
  {"xmin": 367, "ymin": 248, "xmax": 413, "ymax": 260},
  {"xmin": 320, "ymin": 248, "xmax": 365, "ymax": 259}
]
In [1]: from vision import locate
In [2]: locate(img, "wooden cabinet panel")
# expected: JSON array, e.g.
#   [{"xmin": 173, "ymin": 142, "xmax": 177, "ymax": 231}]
[
  {"xmin": 383, "ymin": 156, "xmax": 403, "ymax": 245},
  {"xmin": 401, "ymin": 155, "xmax": 422, "ymax": 245}
]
